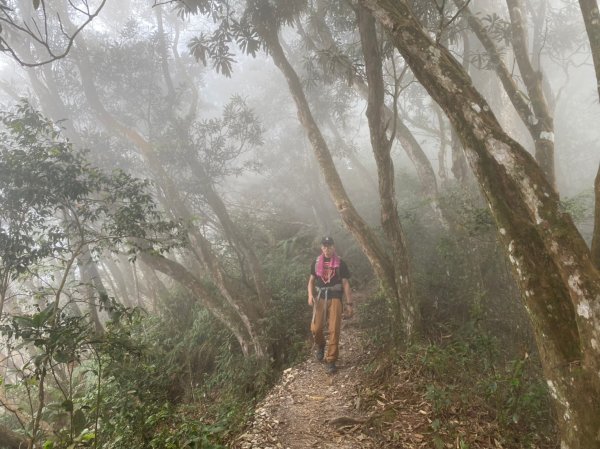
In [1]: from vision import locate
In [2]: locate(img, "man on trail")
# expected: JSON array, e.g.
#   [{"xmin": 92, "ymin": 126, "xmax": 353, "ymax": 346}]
[{"xmin": 308, "ymin": 236, "xmax": 353, "ymax": 374}]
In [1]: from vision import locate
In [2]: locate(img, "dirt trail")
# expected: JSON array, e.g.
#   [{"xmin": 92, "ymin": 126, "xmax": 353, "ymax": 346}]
[{"xmin": 234, "ymin": 316, "xmax": 377, "ymax": 449}]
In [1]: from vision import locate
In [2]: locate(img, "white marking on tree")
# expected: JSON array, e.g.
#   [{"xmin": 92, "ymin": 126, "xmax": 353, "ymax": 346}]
[
  {"xmin": 471, "ymin": 103, "xmax": 481, "ymax": 113},
  {"xmin": 547, "ymin": 380, "xmax": 558, "ymax": 399},
  {"xmin": 576, "ymin": 298, "xmax": 591, "ymax": 319},
  {"xmin": 499, "ymin": 228, "xmax": 506, "ymax": 235},
  {"xmin": 539, "ymin": 131, "xmax": 554, "ymax": 142}
]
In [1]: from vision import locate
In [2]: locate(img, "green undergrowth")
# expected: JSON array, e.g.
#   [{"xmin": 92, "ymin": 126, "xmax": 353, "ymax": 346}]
[{"xmin": 359, "ymin": 294, "xmax": 558, "ymax": 449}]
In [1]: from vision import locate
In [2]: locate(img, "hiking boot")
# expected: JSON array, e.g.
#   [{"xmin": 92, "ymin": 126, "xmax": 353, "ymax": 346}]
[
  {"xmin": 325, "ymin": 361, "xmax": 337, "ymax": 374},
  {"xmin": 315, "ymin": 346, "xmax": 325, "ymax": 362}
]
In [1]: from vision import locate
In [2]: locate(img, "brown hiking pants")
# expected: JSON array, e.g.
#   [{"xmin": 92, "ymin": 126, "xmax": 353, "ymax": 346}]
[{"xmin": 311, "ymin": 297, "xmax": 342, "ymax": 363}]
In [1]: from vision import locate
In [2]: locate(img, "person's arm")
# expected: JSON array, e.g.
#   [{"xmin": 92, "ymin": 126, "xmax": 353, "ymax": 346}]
[
  {"xmin": 308, "ymin": 274, "xmax": 315, "ymax": 305},
  {"xmin": 343, "ymin": 278, "xmax": 353, "ymax": 315}
]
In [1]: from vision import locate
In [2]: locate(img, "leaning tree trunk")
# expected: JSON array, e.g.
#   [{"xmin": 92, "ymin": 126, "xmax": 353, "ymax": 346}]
[
  {"xmin": 357, "ymin": 4, "xmax": 420, "ymax": 337},
  {"xmin": 256, "ymin": 19, "xmax": 400, "ymax": 305},
  {"xmin": 579, "ymin": 0, "xmax": 600, "ymax": 101},
  {"xmin": 361, "ymin": 1, "xmax": 600, "ymax": 447}
]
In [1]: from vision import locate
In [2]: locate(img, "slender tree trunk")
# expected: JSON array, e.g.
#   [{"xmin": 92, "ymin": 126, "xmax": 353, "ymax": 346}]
[
  {"xmin": 357, "ymin": 4, "xmax": 419, "ymax": 336},
  {"xmin": 361, "ymin": 1, "xmax": 600, "ymax": 447},
  {"xmin": 579, "ymin": 0, "xmax": 600, "ymax": 101},
  {"xmin": 505, "ymin": 0, "xmax": 555, "ymax": 188},
  {"xmin": 578, "ymin": 1, "xmax": 600, "ymax": 273}
]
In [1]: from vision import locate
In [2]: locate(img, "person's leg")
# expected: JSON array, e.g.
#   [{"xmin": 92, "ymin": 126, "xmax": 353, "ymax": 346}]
[
  {"xmin": 311, "ymin": 299, "xmax": 326, "ymax": 352},
  {"xmin": 325, "ymin": 298, "xmax": 343, "ymax": 363}
]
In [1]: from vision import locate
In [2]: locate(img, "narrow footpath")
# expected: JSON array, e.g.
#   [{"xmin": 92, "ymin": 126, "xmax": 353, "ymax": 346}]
[{"xmin": 233, "ymin": 293, "xmax": 430, "ymax": 449}]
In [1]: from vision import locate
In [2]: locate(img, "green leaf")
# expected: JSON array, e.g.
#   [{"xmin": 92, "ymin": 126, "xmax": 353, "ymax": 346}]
[{"xmin": 81, "ymin": 432, "xmax": 96, "ymax": 442}]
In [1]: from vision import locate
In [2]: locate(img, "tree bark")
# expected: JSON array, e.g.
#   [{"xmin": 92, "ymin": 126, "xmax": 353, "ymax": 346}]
[
  {"xmin": 357, "ymin": 4, "xmax": 419, "ymax": 336},
  {"xmin": 361, "ymin": 1, "xmax": 600, "ymax": 447},
  {"xmin": 579, "ymin": 0, "xmax": 600, "ymax": 101}
]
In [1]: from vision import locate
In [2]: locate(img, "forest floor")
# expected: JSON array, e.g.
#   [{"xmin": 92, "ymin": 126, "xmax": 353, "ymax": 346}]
[
  {"xmin": 231, "ymin": 290, "xmax": 555, "ymax": 449},
  {"xmin": 232, "ymin": 291, "xmax": 433, "ymax": 449}
]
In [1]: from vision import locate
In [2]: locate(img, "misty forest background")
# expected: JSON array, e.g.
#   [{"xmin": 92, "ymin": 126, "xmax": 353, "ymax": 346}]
[{"xmin": 0, "ymin": 0, "xmax": 600, "ymax": 448}]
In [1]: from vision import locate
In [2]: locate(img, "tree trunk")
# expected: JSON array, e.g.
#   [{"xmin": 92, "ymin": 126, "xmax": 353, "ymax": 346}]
[
  {"xmin": 505, "ymin": 0, "xmax": 555, "ymax": 189},
  {"xmin": 361, "ymin": 1, "xmax": 600, "ymax": 446},
  {"xmin": 579, "ymin": 0, "xmax": 600, "ymax": 101},
  {"xmin": 357, "ymin": 4, "xmax": 419, "ymax": 336}
]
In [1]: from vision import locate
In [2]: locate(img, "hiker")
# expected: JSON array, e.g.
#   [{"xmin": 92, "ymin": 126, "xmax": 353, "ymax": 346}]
[{"xmin": 307, "ymin": 236, "xmax": 353, "ymax": 374}]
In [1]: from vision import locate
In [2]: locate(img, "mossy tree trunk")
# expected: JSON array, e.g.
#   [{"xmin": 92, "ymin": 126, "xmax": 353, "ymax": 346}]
[{"xmin": 361, "ymin": 0, "xmax": 600, "ymax": 446}]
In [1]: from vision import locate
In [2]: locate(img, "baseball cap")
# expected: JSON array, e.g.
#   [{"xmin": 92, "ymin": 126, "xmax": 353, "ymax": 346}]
[{"xmin": 321, "ymin": 236, "xmax": 334, "ymax": 246}]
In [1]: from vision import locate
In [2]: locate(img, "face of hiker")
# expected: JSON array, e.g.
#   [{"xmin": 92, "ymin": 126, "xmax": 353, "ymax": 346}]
[{"xmin": 321, "ymin": 244, "xmax": 334, "ymax": 258}]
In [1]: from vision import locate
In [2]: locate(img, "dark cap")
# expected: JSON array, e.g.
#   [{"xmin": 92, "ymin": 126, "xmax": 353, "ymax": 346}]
[{"xmin": 321, "ymin": 236, "xmax": 334, "ymax": 246}]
